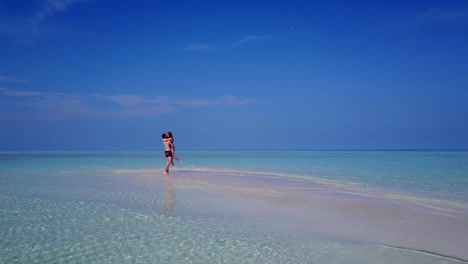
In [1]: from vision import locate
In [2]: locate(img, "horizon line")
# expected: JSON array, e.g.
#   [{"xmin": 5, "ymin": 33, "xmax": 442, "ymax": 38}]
[{"xmin": 1, "ymin": 148, "xmax": 467, "ymax": 152}]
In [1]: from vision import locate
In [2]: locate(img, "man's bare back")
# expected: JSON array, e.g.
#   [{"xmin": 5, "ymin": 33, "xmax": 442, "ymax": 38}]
[{"xmin": 163, "ymin": 138, "xmax": 173, "ymax": 151}]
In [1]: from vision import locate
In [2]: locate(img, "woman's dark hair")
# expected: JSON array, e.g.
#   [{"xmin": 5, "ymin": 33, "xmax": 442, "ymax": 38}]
[{"xmin": 166, "ymin": 131, "xmax": 173, "ymax": 138}]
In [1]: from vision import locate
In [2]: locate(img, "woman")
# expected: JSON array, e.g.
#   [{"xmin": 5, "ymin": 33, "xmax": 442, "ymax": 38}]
[{"xmin": 166, "ymin": 131, "xmax": 182, "ymax": 166}]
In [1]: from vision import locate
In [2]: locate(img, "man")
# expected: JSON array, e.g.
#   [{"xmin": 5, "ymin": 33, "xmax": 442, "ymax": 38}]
[{"xmin": 162, "ymin": 133, "xmax": 173, "ymax": 174}]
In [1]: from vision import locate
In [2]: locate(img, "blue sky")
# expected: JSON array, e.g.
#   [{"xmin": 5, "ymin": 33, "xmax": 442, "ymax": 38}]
[{"xmin": 0, "ymin": 0, "xmax": 467, "ymax": 150}]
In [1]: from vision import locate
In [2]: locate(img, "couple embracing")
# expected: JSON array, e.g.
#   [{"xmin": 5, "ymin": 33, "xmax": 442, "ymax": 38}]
[{"xmin": 161, "ymin": 131, "xmax": 182, "ymax": 174}]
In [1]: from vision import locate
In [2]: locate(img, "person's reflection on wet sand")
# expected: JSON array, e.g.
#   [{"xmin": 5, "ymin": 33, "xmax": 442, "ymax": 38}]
[{"xmin": 159, "ymin": 176, "xmax": 176, "ymax": 216}]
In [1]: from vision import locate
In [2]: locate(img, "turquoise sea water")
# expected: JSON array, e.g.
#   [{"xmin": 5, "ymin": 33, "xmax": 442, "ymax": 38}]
[
  {"xmin": 1, "ymin": 150, "xmax": 467, "ymax": 263},
  {"xmin": 2, "ymin": 150, "xmax": 467, "ymax": 200}
]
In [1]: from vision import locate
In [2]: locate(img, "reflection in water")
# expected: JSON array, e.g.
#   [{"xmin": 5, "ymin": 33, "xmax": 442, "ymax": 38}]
[{"xmin": 159, "ymin": 177, "xmax": 176, "ymax": 216}]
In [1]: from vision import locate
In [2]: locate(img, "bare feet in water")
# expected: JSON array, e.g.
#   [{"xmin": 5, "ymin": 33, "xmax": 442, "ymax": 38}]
[{"xmin": 172, "ymin": 159, "xmax": 182, "ymax": 166}]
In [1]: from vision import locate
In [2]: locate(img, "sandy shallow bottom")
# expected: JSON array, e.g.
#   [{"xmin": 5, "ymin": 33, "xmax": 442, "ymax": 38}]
[{"xmin": 1, "ymin": 167, "xmax": 467, "ymax": 263}]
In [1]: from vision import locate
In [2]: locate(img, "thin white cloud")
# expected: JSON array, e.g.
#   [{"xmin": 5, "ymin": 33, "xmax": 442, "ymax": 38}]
[
  {"xmin": 414, "ymin": 7, "xmax": 468, "ymax": 25},
  {"xmin": 185, "ymin": 34, "xmax": 277, "ymax": 52},
  {"xmin": 175, "ymin": 96, "xmax": 255, "ymax": 106},
  {"xmin": 184, "ymin": 44, "xmax": 219, "ymax": 52},
  {"xmin": 0, "ymin": 88, "xmax": 256, "ymax": 120},
  {"xmin": 0, "ymin": 0, "xmax": 88, "ymax": 43},
  {"xmin": 229, "ymin": 35, "xmax": 276, "ymax": 48},
  {"xmin": 96, "ymin": 94, "xmax": 256, "ymax": 108},
  {"xmin": 33, "ymin": 0, "xmax": 88, "ymax": 24},
  {"xmin": 0, "ymin": 87, "xmax": 40, "ymax": 96},
  {"xmin": 96, "ymin": 95, "xmax": 172, "ymax": 106},
  {"xmin": 222, "ymin": 96, "xmax": 256, "ymax": 105},
  {"xmin": 0, "ymin": 76, "xmax": 29, "ymax": 83}
]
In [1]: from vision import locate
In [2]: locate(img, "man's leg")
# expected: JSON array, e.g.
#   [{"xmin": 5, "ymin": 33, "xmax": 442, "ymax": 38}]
[{"xmin": 164, "ymin": 157, "xmax": 172, "ymax": 173}]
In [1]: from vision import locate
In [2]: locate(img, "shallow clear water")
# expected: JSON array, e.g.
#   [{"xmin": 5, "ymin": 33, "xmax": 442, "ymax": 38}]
[
  {"xmin": 1, "ymin": 150, "xmax": 467, "ymax": 263},
  {"xmin": 2, "ymin": 150, "xmax": 467, "ymax": 200}
]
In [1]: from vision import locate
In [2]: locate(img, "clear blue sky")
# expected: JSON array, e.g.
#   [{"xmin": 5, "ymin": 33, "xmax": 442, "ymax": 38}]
[{"xmin": 1, "ymin": 0, "xmax": 467, "ymax": 150}]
